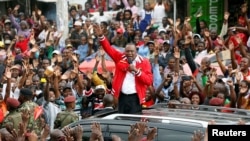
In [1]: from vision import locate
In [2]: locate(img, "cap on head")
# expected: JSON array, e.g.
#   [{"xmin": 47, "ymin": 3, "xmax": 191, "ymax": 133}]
[
  {"xmin": 74, "ymin": 21, "xmax": 82, "ymax": 26},
  {"xmin": 209, "ymin": 97, "xmax": 224, "ymax": 106},
  {"xmin": 64, "ymin": 95, "xmax": 76, "ymax": 103},
  {"xmin": 4, "ymin": 19, "xmax": 11, "ymax": 24},
  {"xmin": 10, "ymin": 64, "xmax": 21, "ymax": 70},
  {"xmin": 63, "ymin": 84, "xmax": 72, "ymax": 92},
  {"xmin": 146, "ymin": 41, "xmax": 155, "ymax": 46},
  {"xmin": 193, "ymin": 34, "xmax": 201, "ymax": 39},
  {"xmin": 66, "ymin": 44, "xmax": 73, "ymax": 48},
  {"xmin": 20, "ymin": 88, "xmax": 33, "ymax": 97},
  {"xmin": 116, "ymin": 28, "xmax": 123, "ymax": 34},
  {"xmin": 95, "ymin": 85, "xmax": 106, "ymax": 91},
  {"xmin": 4, "ymin": 40, "xmax": 11, "ymax": 45},
  {"xmin": 52, "ymin": 50, "xmax": 61, "ymax": 55},
  {"xmin": 6, "ymin": 98, "xmax": 20, "ymax": 108},
  {"xmin": 163, "ymin": 40, "xmax": 170, "ymax": 45}
]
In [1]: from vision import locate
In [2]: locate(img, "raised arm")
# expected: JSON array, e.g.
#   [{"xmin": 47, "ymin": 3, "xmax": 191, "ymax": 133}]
[
  {"xmin": 218, "ymin": 12, "xmax": 229, "ymax": 39},
  {"xmin": 215, "ymin": 49, "xmax": 227, "ymax": 76},
  {"xmin": 100, "ymin": 47, "xmax": 108, "ymax": 72},
  {"xmin": 94, "ymin": 24, "xmax": 123, "ymax": 63},
  {"xmin": 54, "ymin": 70, "xmax": 61, "ymax": 99},
  {"xmin": 4, "ymin": 68, "xmax": 11, "ymax": 102},
  {"xmin": 9, "ymin": 5, "xmax": 21, "ymax": 31},
  {"xmin": 228, "ymin": 42, "xmax": 238, "ymax": 69},
  {"xmin": 183, "ymin": 36, "xmax": 198, "ymax": 74},
  {"xmin": 173, "ymin": 47, "xmax": 180, "ymax": 73},
  {"xmin": 227, "ymin": 80, "xmax": 237, "ymax": 108},
  {"xmin": 153, "ymin": 49, "xmax": 162, "ymax": 89}
]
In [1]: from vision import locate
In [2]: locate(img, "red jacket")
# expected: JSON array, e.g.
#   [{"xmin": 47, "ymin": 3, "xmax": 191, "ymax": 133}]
[{"xmin": 99, "ymin": 36, "xmax": 153, "ymax": 104}]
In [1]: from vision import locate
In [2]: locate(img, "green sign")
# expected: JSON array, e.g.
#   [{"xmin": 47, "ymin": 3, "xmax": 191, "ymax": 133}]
[{"xmin": 190, "ymin": 0, "xmax": 224, "ymax": 33}]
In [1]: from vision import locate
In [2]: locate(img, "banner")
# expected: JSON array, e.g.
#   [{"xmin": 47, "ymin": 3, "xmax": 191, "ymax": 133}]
[{"xmin": 190, "ymin": 0, "xmax": 224, "ymax": 33}]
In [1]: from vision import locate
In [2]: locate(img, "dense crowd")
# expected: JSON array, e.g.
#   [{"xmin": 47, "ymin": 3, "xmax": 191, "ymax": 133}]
[{"xmin": 0, "ymin": 0, "xmax": 249, "ymax": 140}]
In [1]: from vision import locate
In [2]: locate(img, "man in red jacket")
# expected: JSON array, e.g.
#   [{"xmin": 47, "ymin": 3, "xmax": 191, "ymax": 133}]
[{"xmin": 94, "ymin": 24, "xmax": 153, "ymax": 114}]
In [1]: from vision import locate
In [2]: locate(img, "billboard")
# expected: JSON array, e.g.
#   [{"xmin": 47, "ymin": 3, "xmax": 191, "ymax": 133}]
[{"xmin": 190, "ymin": 0, "xmax": 224, "ymax": 33}]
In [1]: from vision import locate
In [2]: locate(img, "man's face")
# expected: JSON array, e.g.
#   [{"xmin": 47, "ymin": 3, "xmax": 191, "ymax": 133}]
[
  {"xmin": 162, "ymin": 18, "xmax": 167, "ymax": 25},
  {"xmin": 11, "ymin": 69, "xmax": 19, "ymax": 78},
  {"xmin": 143, "ymin": 37, "xmax": 150, "ymax": 44},
  {"xmin": 197, "ymin": 43, "xmax": 205, "ymax": 52},
  {"xmin": 63, "ymin": 88, "xmax": 73, "ymax": 97},
  {"xmin": 95, "ymin": 89, "xmax": 105, "ymax": 99},
  {"xmin": 42, "ymin": 60, "xmax": 50, "ymax": 69},
  {"xmin": 125, "ymin": 45, "xmax": 137, "ymax": 60}
]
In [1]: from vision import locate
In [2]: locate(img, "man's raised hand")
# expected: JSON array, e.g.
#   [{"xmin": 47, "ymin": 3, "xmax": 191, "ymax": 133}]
[{"xmin": 93, "ymin": 24, "xmax": 103, "ymax": 37}]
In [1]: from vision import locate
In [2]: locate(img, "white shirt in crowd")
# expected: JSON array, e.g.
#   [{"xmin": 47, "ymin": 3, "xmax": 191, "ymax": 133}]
[
  {"xmin": 2, "ymin": 83, "xmax": 20, "ymax": 99},
  {"xmin": 152, "ymin": 3, "xmax": 167, "ymax": 26},
  {"xmin": 121, "ymin": 56, "xmax": 141, "ymax": 94}
]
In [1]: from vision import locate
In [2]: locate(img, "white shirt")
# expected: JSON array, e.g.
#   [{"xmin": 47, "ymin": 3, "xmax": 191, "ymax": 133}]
[
  {"xmin": 152, "ymin": 3, "xmax": 167, "ymax": 25},
  {"xmin": 2, "ymin": 83, "xmax": 20, "ymax": 99},
  {"xmin": 121, "ymin": 56, "xmax": 141, "ymax": 94}
]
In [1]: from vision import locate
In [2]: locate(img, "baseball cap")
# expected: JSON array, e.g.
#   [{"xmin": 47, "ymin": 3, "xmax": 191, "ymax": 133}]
[
  {"xmin": 52, "ymin": 50, "xmax": 61, "ymax": 55},
  {"xmin": 95, "ymin": 85, "xmax": 106, "ymax": 91},
  {"xmin": 63, "ymin": 84, "xmax": 72, "ymax": 91},
  {"xmin": 74, "ymin": 21, "xmax": 82, "ymax": 26},
  {"xmin": 20, "ymin": 88, "xmax": 33, "ymax": 96},
  {"xmin": 193, "ymin": 34, "xmax": 201, "ymax": 39},
  {"xmin": 4, "ymin": 40, "xmax": 11, "ymax": 45},
  {"xmin": 66, "ymin": 44, "xmax": 73, "ymax": 48},
  {"xmin": 116, "ymin": 28, "xmax": 123, "ymax": 34},
  {"xmin": 146, "ymin": 41, "xmax": 155, "ymax": 46},
  {"xmin": 4, "ymin": 19, "xmax": 11, "ymax": 24},
  {"xmin": 64, "ymin": 95, "xmax": 76, "ymax": 103},
  {"xmin": 10, "ymin": 64, "xmax": 21, "ymax": 70},
  {"xmin": 163, "ymin": 40, "xmax": 170, "ymax": 45}
]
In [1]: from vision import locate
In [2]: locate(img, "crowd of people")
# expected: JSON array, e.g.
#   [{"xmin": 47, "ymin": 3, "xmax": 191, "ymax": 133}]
[{"xmin": 0, "ymin": 0, "xmax": 249, "ymax": 140}]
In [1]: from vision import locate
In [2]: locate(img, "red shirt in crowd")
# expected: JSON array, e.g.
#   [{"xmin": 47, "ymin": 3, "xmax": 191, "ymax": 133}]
[{"xmin": 15, "ymin": 37, "xmax": 30, "ymax": 53}]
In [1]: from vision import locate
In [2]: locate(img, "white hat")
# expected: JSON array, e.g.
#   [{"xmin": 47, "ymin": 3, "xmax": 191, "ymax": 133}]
[
  {"xmin": 4, "ymin": 40, "xmax": 11, "ymax": 45},
  {"xmin": 74, "ymin": 21, "xmax": 82, "ymax": 26},
  {"xmin": 52, "ymin": 50, "xmax": 61, "ymax": 55},
  {"xmin": 4, "ymin": 19, "xmax": 11, "ymax": 24},
  {"xmin": 95, "ymin": 85, "xmax": 106, "ymax": 91},
  {"xmin": 163, "ymin": 40, "xmax": 170, "ymax": 44}
]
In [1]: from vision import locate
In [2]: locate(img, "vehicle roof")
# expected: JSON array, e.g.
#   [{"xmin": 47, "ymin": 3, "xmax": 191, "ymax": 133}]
[
  {"xmin": 145, "ymin": 104, "xmax": 250, "ymax": 124},
  {"xmin": 92, "ymin": 104, "xmax": 250, "ymax": 125},
  {"xmin": 68, "ymin": 118, "xmax": 205, "ymax": 141}
]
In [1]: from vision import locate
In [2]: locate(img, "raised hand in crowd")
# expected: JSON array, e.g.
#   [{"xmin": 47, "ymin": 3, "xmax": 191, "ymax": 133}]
[
  {"xmin": 90, "ymin": 122, "xmax": 103, "ymax": 141},
  {"xmin": 40, "ymin": 124, "xmax": 50, "ymax": 141},
  {"xmin": 241, "ymin": 3, "xmax": 248, "ymax": 14},
  {"xmin": 128, "ymin": 126, "xmax": 141, "ymax": 141},
  {"xmin": 62, "ymin": 127, "xmax": 74, "ymax": 141},
  {"xmin": 174, "ymin": 47, "xmax": 180, "ymax": 59},
  {"xmin": 93, "ymin": 24, "xmax": 103, "ymax": 37},
  {"xmin": 73, "ymin": 125, "xmax": 83, "ymax": 141},
  {"xmin": 167, "ymin": 18, "xmax": 173, "ymax": 26},
  {"xmin": 10, "ymin": 123, "xmax": 26, "ymax": 141},
  {"xmin": 147, "ymin": 127, "xmax": 157, "ymax": 141},
  {"xmin": 192, "ymin": 130, "xmax": 204, "ymax": 141},
  {"xmin": 27, "ymin": 131, "xmax": 38, "ymax": 141},
  {"xmin": 112, "ymin": 135, "xmax": 122, "ymax": 141},
  {"xmin": 224, "ymin": 11, "xmax": 230, "ymax": 21}
]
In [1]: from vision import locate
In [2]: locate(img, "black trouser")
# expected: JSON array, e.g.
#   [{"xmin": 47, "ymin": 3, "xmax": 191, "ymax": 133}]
[{"xmin": 118, "ymin": 92, "xmax": 142, "ymax": 114}]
